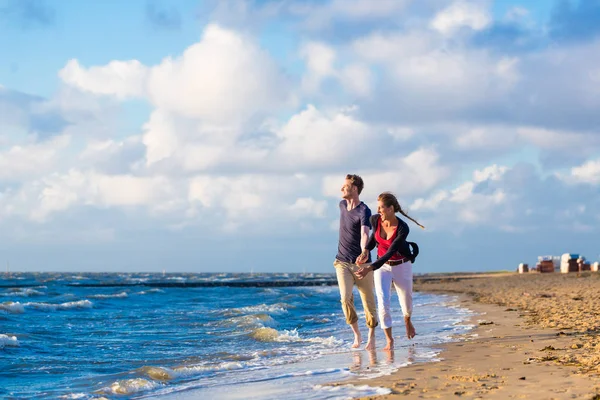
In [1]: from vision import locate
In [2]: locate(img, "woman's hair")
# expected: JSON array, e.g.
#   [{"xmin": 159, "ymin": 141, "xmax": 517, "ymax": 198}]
[{"xmin": 378, "ymin": 191, "xmax": 425, "ymax": 229}]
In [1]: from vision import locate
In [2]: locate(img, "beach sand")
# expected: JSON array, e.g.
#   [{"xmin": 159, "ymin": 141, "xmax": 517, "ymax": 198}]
[{"xmin": 333, "ymin": 272, "xmax": 600, "ymax": 399}]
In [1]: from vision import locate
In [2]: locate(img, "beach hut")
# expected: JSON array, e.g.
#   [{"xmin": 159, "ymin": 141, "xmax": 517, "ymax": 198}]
[
  {"xmin": 577, "ymin": 257, "xmax": 591, "ymax": 272},
  {"xmin": 537, "ymin": 256, "xmax": 555, "ymax": 273},
  {"xmin": 560, "ymin": 253, "xmax": 580, "ymax": 273},
  {"xmin": 592, "ymin": 262, "xmax": 600, "ymax": 272},
  {"xmin": 518, "ymin": 263, "xmax": 529, "ymax": 273}
]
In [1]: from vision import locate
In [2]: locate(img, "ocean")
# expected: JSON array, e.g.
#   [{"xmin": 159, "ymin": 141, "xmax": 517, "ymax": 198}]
[{"xmin": 1, "ymin": 272, "xmax": 475, "ymax": 399}]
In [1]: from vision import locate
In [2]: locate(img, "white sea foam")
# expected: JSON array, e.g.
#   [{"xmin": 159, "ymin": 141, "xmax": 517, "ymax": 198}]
[
  {"xmin": 237, "ymin": 303, "xmax": 289, "ymax": 315},
  {"xmin": 0, "ymin": 334, "xmax": 19, "ymax": 348},
  {"xmin": 305, "ymin": 335, "xmax": 344, "ymax": 347},
  {"xmin": 136, "ymin": 288, "xmax": 164, "ymax": 295},
  {"xmin": 24, "ymin": 300, "xmax": 93, "ymax": 311},
  {"xmin": 172, "ymin": 362, "xmax": 248, "ymax": 377},
  {"xmin": 260, "ymin": 288, "xmax": 281, "ymax": 294},
  {"xmin": 88, "ymin": 292, "xmax": 128, "ymax": 299},
  {"xmin": 106, "ymin": 378, "xmax": 159, "ymax": 395},
  {"xmin": 59, "ymin": 393, "xmax": 86, "ymax": 399},
  {"xmin": 313, "ymin": 383, "xmax": 392, "ymax": 397},
  {"xmin": 278, "ymin": 368, "xmax": 346, "ymax": 378},
  {"xmin": 0, "ymin": 301, "xmax": 25, "ymax": 314},
  {"xmin": 1, "ymin": 288, "xmax": 45, "ymax": 297},
  {"xmin": 226, "ymin": 314, "xmax": 278, "ymax": 330},
  {"xmin": 249, "ymin": 327, "xmax": 344, "ymax": 348},
  {"xmin": 138, "ymin": 366, "xmax": 174, "ymax": 381}
]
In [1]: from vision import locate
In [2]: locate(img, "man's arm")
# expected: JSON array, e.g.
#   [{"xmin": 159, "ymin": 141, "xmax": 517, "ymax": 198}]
[
  {"xmin": 354, "ymin": 225, "xmax": 371, "ymax": 265},
  {"xmin": 360, "ymin": 225, "xmax": 370, "ymax": 251}
]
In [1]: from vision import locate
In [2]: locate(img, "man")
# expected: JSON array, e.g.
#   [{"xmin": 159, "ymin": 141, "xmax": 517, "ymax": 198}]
[{"xmin": 333, "ymin": 174, "xmax": 378, "ymax": 350}]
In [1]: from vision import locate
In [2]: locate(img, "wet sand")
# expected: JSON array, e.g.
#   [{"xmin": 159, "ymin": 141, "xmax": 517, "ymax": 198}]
[{"xmin": 336, "ymin": 272, "xmax": 600, "ymax": 399}]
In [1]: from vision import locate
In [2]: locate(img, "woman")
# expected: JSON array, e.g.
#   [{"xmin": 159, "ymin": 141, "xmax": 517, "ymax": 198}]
[{"xmin": 355, "ymin": 192, "xmax": 424, "ymax": 350}]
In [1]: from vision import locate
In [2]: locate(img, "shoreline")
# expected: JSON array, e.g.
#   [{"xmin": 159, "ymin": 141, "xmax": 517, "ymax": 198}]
[{"xmin": 331, "ymin": 272, "xmax": 600, "ymax": 399}]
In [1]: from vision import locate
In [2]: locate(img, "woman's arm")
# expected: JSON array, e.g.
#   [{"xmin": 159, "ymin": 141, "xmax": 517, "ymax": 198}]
[{"xmin": 369, "ymin": 218, "xmax": 409, "ymax": 271}]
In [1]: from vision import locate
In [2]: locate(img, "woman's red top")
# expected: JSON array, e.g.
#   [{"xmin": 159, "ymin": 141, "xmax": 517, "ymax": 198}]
[{"xmin": 375, "ymin": 217, "xmax": 404, "ymax": 261}]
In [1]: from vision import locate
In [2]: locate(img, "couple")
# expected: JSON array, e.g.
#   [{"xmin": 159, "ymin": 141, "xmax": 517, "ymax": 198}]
[{"xmin": 333, "ymin": 174, "xmax": 424, "ymax": 351}]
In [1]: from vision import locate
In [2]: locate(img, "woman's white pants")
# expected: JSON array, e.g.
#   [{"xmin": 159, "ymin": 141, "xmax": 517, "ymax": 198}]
[{"xmin": 373, "ymin": 261, "xmax": 413, "ymax": 329}]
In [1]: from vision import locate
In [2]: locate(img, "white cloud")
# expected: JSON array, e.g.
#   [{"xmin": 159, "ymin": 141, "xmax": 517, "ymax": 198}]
[
  {"xmin": 387, "ymin": 126, "xmax": 415, "ymax": 141},
  {"xmin": 273, "ymin": 104, "xmax": 371, "ymax": 168},
  {"xmin": 430, "ymin": 1, "xmax": 491, "ymax": 36},
  {"xmin": 0, "ymin": 135, "xmax": 70, "ymax": 182},
  {"xmin": 187, "ymin": 174, "xmax": 326, "ymax": 224},
  {"xmin": 300, "ymin": 41, "xmax": 337, "ymax": 93},
  {"xmin": 147, "ymin": 24, "xmax": 291, "ymax": 124},
  {"xmin": 517, "ymin": 127, "xmax": 597, "ymax": 150},
  {"xmin": 322, "ymin": 147, "xmax": 450, "ymax": 201},
  {"xmin": 60, "ymin": 24, "xmax": 292, "ymax": 129},
  {"xmin": 293, "ymin": 0, "xmax": 412, "ymax": 30},
  {"xmin": 141, "ymin": 110, "xmax": 181, "ymax": 166},
  {"xmin": 351, "ymin": 30, "xmax": 520, "ymax": 114},
  {"xmin": 288, "ymin": 197, "xmax": 327, "ymax": 218},
  {"xmin": 59, "ymin": 59, "xmax": 148, "ymax": 99},
  {"xmin": 78, "ymin": 136, "xmax": 144, "ymax": 173},
  {"xmin": 339, "ymin": 64, "xmax": 372, "ymax": 97},
  {"xmin": 565, "ymin": 159, "xmax": 600, "ymax": 185},
  {"xmin": 410, "ymin": 163, "xmax": 509, "ymax": 228},
  {"xmin": 454, "ymin": 126, "xmax": 518, "ymax": 150},
  {"xmin": 473, "ymin": 164, "xmax": 508, "ymax": 183},
  {"xmin": 2, "ymin": 170, "xmax": 178, "ymax": 222}
]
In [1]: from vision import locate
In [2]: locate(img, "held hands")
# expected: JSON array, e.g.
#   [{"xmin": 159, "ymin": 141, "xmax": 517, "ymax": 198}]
[
  {"xmin": 354, "ymin": 264, "xmax": 373, "ymax": 280},
  {"xmin": 354, "ymin": 249, "xmax": 372, "ymax": 279},
  {"xmin": 355, "ymin": 249, "xmax": 369, "ymax": 265}
]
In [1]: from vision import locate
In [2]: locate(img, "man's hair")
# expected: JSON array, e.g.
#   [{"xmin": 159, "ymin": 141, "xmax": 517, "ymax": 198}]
[{"xmin": 346, "ymin": 174, "xmax": 364, "ymax": 195}]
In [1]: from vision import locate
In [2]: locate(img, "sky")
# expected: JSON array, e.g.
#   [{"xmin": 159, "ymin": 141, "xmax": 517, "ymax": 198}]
[{"xmin": 1, "ymin": 0, "xmax": 599, "ymax": 273}]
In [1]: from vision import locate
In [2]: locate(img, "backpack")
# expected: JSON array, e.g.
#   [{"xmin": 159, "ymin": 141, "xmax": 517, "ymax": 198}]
[{"xmin": 404, "ymin": 241, "xmax": 419, "ymax": 264}]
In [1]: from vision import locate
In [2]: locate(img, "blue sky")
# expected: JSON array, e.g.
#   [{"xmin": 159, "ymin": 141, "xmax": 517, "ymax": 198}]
[{"xmin": 1, "ymin": 0, "xmax": 600, "ymax": 273}]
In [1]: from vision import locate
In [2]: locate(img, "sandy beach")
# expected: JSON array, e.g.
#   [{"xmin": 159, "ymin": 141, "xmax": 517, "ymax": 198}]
[{"xmin": 334, "ymin": 272, "xmax": 600, "ymax": 399}]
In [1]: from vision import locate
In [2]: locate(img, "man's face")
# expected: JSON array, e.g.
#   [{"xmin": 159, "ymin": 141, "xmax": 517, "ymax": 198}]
[{"xmin": 341, "ymin": 179, "xmax": 356, "ymax": 199}]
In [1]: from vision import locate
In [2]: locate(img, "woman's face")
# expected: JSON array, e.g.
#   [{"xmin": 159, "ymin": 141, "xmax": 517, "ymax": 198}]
[{"xmin": 377, "ymin": 200, "xmax": 394, "ymax": 220}]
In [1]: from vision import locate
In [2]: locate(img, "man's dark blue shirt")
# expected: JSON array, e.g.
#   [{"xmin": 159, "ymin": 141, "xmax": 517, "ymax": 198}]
[{"xmin": 336, "ymin": 200, "xmax": 372, "ymax": 263}]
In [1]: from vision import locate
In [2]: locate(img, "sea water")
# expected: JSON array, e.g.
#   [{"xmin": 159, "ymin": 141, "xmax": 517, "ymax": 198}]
[{"xmin": 0, "ymin": 273, "xmax": 475, "ymax": 399}]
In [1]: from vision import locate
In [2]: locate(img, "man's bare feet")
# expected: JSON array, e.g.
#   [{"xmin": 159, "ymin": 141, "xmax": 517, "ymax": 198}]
[
  {"xmin": 350, "ymin": 322, "xmax": 362, "ymax": 348},
  {"xmin": 383, "ymin": 338, "xmax": 394, "ymax": 350},
  {"xmin": 405, "ymin": 316, "xmax": 416, "ymax": 339},
  {"xmin": 352, "ymin": 334, "xmax": 362, "ymax": 348},
  {"xmin": 364, "ymin": 328, "xmax": 376, "ymax": 351}
]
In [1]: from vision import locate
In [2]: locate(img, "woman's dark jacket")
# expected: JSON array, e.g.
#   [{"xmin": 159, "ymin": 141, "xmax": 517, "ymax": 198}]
[{"xmin": 364, "ymin": 214, "xmax": 419, "ymax": 271}]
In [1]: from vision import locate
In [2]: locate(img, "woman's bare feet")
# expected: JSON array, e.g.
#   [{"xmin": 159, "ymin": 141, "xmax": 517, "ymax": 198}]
[
  {"xmin": 383, "ymin": 327, "xmax": 394, "ymax": 350},
  {"xmin": 383, "ymin": 339, "xmax": 394, "ymax": 350},
  {"xmin": 405, "ymin": 316, "xmax": 416, "ymax": 339}
]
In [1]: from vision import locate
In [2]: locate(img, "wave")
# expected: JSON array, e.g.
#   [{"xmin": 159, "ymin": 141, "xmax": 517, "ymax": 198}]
[
  {"xmin": 135, "ymin": 288, "xmax": 164, "ymax": 295},
  {"xmin": 23, "ymin": 300, "xmax": 93, "ymax": 311},
  {"xmin": 88, "ymin": 292, "xmax": 128, "ymax": 299},
  {"xmin": 249, "ymin": 327, "xmax": 343, "ymax": 347},
  {"xmin": 314, "ymin": 383, "xmax": 392, "ymax": 397},
  {"xmin": 214, "ymin": 313, "xmax": 278, "ymax": 331},
  {"xmin": 0, "ymin": 301, "xmax": 25, "ymax": 314},
  {"xmin": 101, "ymin": 378, "xmax": 160, "ymax": 395},
  {"xmin": 138, "ymin": 366, "xmax": 174, "ymax": 381},
  {"xmin": 172, "ymin": 361, "xmax": 249, "ymax": 377},
  {"xmin": 236, "ymin": 303, "xmax": 290, "ymax": 315},
  {"xmin": 1, "ymin": 288, "xmax": 45, "ymax": 297},
  {"xmin": 58, "ymin": 393, "xmax": 87, "ymax": 399},
  {"xmin": 0, "ymin": 334, "xmax": 19, "ymax": 348}
]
